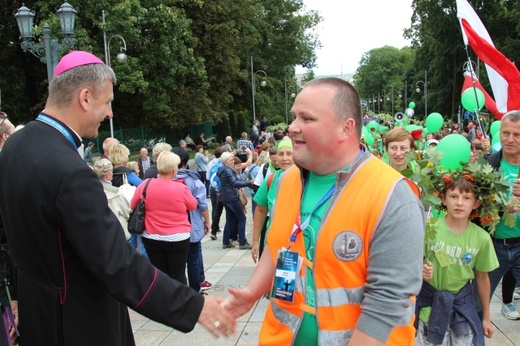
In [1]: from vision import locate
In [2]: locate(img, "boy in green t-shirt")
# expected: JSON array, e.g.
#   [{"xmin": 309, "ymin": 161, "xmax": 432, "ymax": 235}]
[{"xmin": 416, "ymin": 177, "xmax": 498, "ymax": 346}]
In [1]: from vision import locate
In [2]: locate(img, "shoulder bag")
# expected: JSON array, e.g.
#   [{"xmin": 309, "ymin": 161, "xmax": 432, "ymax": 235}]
[
  {"xmin": 128, "ymin": 178, "xmax": 153, "ymax": 235},
  {"xmin": 119, "ymin": 173, "xmax": 137, "ymax": 202},
  {"xmin": 238, "ymin": 188, "xmax": 248, "ymax": 206}
]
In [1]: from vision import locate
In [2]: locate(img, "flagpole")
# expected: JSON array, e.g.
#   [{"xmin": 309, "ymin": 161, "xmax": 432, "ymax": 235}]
[{"xmin": 463, "ymin": 49, "xmax": 487, "ymax": 139}]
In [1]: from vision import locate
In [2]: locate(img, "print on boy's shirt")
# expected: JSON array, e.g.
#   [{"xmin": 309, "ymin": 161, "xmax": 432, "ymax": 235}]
[{"xmin": 429, "ymin": 240, "xmax": 480, "ymax": 266}]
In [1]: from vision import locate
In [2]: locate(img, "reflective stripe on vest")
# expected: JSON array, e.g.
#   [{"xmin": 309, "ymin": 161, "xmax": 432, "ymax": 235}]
[
  {"xmin": 315, "ymin": 286, "xmax": 364, "ymax": 306},
  {"xmin": 318, "ymin": 329, "xmax": 354, "ymax": 345},
  {"xmin": 271, "ymin": 301, "xmax": 300, "ymax": 333}
]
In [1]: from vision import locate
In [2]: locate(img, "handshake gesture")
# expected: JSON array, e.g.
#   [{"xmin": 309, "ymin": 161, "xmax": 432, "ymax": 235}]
[
  {"xmin": 197, "ymin": 287, "xmax": 260, "ymax": 338},
  {"xmin": 198, "ymin": 248, "xmax": 274, "ymax": 338}
]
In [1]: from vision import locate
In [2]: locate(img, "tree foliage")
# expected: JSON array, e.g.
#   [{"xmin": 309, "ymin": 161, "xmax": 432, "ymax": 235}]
[
  {"xmin": 354, "ymin": 46, "xmax": 415, "ymax": 115},
  {"xmin": 0, "ymin": 0, "xmax": 321, "ymax": 139},
  {"xmin": 354, "ymin": 0, "xmax": 520, "ymax": 121}
]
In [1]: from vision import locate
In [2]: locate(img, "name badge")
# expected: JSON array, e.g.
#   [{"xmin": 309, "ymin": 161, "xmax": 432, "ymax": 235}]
[
  {"xmin": 271, "ymin": 250, "xmax": 299, "ymax": 302},
  {"xmin": 435, "ymin": 249, "xmax": 452, "ymax": 268}
]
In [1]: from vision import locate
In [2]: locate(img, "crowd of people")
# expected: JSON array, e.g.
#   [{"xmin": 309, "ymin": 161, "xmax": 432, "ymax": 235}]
[{"xmin": 0, "ymin": 50, "xmax": 518, "ymax": 346}]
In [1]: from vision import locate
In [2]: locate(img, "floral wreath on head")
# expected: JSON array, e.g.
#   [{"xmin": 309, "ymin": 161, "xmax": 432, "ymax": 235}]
[{"xmin": 402, "ymin": 147, "xmax": 514, "ymax": 236}]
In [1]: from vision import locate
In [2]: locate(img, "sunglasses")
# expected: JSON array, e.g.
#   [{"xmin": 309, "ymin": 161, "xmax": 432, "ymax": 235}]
[{"xmin": 0, "ymin": 112, "xmax": 6, "ymax": 127}]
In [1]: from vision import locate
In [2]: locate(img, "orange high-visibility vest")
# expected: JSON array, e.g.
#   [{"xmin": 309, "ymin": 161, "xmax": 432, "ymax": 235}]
[{"xmin": 259, "ymin": 155, "xmax": 419, "ymax": 345}]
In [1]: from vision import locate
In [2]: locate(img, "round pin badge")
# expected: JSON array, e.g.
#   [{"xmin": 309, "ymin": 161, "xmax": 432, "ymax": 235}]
[{"xmin": 461, "ymin": 252, "xmax": 473, "ymax": 265}]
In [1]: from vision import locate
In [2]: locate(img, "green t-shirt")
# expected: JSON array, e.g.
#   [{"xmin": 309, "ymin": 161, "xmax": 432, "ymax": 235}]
[
  {"xmin": 253, "ymin": 169, "xmax": 282, "ymax": 213},
  {"xmin": 253, "ymin": 170, "xmax": 283, "ymax": 242},
  {"xmin": 419, "ymin": 216, "xmax": 499, "ymax": 322},
  {"xmin": 494, "ymin": 158, "xmax": 520, "ymax": 239},
  {"xmin": 293, "ymin": 171, "xmax": 336, "ymax": 345}
]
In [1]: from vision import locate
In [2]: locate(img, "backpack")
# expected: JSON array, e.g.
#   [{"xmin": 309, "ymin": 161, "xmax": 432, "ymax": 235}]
[
  {"xmin": 247, "ymin": 164, "xmax": 259, "ymax": 181},
  {"xmin": 209, "ymin": 161, "xmax": 222, "ymax": 190}
]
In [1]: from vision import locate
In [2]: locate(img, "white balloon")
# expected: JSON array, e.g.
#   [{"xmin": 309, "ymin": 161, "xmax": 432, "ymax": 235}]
[{"xmin": 405, "ymin": 108, "xmax": 415, "ymax": 118}]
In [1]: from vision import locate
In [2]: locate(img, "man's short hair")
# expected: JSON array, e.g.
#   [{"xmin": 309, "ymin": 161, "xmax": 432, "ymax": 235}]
[
  {"xmin": 47, "ymin": 64, "xmax": 116, "ymax": 108},
  {"xmin": 303, "ymin": 78, "xmax": 362, "ymax": 138},
  {"xmin": 102, "ymin": 137, "xmax": 119, "ymax": 154},
  {"xmin": 502, "ymin": 110, "xmax": 520, "ymax": 123}
]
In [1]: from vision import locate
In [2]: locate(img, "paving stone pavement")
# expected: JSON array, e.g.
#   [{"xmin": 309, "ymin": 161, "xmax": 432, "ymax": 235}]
[{"xmin": 130, "ymin": 195, "xmax": 520, "ymax": 345}]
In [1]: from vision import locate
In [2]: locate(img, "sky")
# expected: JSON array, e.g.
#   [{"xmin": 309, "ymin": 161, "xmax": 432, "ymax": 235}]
[{"xmin": 295, "ymin": 0, "xmax": 414, "ymax": 76}]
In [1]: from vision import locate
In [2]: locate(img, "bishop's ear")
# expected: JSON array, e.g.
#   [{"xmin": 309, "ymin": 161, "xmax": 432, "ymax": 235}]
[{"xmin": 78, "ymin": 88, "xmax": 93, "ymax": 111}]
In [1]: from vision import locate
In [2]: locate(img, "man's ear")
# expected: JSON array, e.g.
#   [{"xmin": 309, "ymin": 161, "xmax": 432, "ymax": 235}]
[
  {"xmin": 78, "ymin": 88, "xmax": 92, "ymax": 112},
  {"xmin": 473, "ymin": 199, "xmax": 482, "ymax": 210},
  {"xmin": 340, "ymin": 118, "xmax": 356, "ymax": 139}
]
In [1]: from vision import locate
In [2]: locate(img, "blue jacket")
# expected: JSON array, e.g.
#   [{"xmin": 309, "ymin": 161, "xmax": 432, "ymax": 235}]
[
  {"xmin": 415, "ymin": 281, "xmax": 484, "ymax": 346},
  {"xmin": 216, "ymin": 165, "xmax": 251, "ymax": 203},
  {"xmin": 173, "ymin": 169, "xmax": 208, "ymax": 243}
]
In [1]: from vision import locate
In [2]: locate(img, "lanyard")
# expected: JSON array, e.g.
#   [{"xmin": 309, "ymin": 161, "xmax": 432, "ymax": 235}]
[
  {"xmin": 288, "ymin": 186, "xmax": 334, "ymax": 250},
  {"xmin": 36, "ymin": 114, "xmax": 77, "ymax": 148},
  {"xmin": 287, "ymin": 146, "xmax": 366, "ymax": 248}
]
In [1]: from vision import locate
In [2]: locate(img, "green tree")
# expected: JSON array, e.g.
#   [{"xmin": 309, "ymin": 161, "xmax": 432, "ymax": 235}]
[
  {"xmin": 354, "ymin": 46, "xmax": 414, "ymax": 115},
  {"xmin": 1, "ymin": 0, "xmax": 321, "ymax": 139},
  {"xmin": 406, "ymin": 0, "xmax": 520, "ymax": 121}
]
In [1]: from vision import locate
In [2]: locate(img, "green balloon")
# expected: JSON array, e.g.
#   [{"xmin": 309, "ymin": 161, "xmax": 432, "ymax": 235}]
[
  {"xmin": 380, "ymin": 126, "xmax": 389, "ymax": 133},
  {"xmin": 406, "ymin": 124, "xmax": 422, "ymax": 132},
  {"xmin": 425, "ymin": 112, "xmax": 443, "ymax": 133},
  {"xmin": 491, "ymin": 133, "xmax": 500, "ymax": 146},
  {"xmin": 408, "ymin": 101, "xmax": 416, "ymax": 109},
  {"xmin": 362, "ymin": 126, "xmax": 369, "ymax": 138},
  {"xmin": 461, "ymin": 88, "xmax": 485, "ymax": 111},
  {"xmin": 490, "ymin": 120, "xmax": 501, "ymax": 136},
  {"xmin": 435, "ymin": 134, "xmax": 471, "ymax": 170},
  {"xmin": 394, "ymin": 121, "xmax": 402, "ymax": 127},
  {"xmin": 366, "ymin": 120, "xmax": 380, "ymax": 133},
  {"xmin": 365, "ymin": 132, "xmax": 375, "ymax": 146},
  {"xmin": 423, "ymin": 128, "xmax": 429, "ymax": 136}
]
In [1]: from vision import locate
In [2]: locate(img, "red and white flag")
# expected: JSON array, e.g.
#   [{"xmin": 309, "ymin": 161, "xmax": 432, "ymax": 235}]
[
  {"xmin": 462, "ymin": 67, "xmax": 501, "ymax": 119},
  {"xmin": 456, "ymin": 0, "xmax": 520, "ymax": 116}
]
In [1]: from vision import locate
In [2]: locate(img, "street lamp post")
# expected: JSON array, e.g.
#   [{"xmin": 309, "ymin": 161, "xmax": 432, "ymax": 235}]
[
  {"xmin": 14, "ymin": 2, "xmax": 77, "ymax": 83},
  {"xmin": 398, "ymin": 81, "xmax": 408, "ymax": 110},
  {"xmin": 415, "ymin": 70, "xmax": 428, "ymax": 117},
  {"xmin": 386, "ymin": 87, "xmax": 395, "ymax": 115},
  {"xmin": 103, "ymin": 10, "xmax": 128, "ymax": 138},
  {"xmin": 284, "ymin": 76, "xmax": 298, "ymax": 125},
  {"xmin": 250, "ymin": 56, "xmax": 267, "ymax": 124}
]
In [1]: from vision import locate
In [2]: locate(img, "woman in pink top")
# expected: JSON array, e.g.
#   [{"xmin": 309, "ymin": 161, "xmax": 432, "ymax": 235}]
[{"xmin": 131, "ymin": 151, "xmax": 197, "ymax": 284}]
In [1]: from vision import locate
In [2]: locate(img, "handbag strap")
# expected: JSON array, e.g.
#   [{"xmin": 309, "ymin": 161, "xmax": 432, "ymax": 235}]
[{"xmin": 141, "ymin": 178, "xmax": 153, "ymax": 200}]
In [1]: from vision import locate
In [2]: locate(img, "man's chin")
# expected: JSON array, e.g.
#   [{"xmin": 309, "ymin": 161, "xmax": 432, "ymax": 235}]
[{"xmin": 84, "ymin": 130, "xmax": 99, "ymax": 140}]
